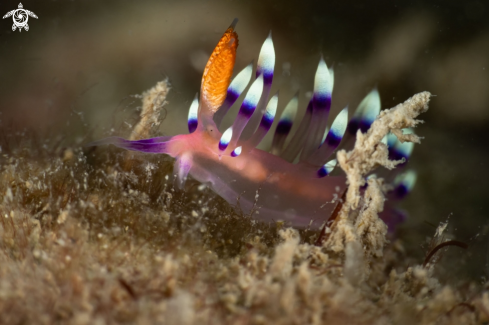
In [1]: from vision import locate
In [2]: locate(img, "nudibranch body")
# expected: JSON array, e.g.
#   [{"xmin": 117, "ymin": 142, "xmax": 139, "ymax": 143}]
[{"xmin": 92, "ymin": 20, "xmax": 415, "ymax": 229}]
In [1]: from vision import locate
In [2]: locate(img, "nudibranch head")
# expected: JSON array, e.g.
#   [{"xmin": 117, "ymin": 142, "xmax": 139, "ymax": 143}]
[{"xmin": 92, "ymin": 20, "xmax": 418, "ymax": 230}]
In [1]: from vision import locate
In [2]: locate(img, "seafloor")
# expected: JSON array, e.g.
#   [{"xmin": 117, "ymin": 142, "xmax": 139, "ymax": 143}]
[
  {"xmin": 1, "ymin": 0, "xmax": 489, "ymax": 324},
  {"xmin": 0, "ymin": 85, "xmax": 485, "ymax": 324}
]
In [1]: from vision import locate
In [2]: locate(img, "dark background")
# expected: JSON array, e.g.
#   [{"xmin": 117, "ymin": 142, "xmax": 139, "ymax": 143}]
[{"xmin": 1, "ymin": 0, "xmax": 488, "ymax": 279}]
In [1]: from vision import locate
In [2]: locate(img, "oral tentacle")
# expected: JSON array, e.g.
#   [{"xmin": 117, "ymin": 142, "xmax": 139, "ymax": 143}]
[
  {"xmin": 87, "ymin": 136, "xmax": 176, "ymax": 155},
  {"xmin": 174, "ymin": 152, "xmax": 193, "ymax": 189}
]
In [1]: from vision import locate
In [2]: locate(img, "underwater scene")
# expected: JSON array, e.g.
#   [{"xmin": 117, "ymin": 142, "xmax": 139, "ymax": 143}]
[{"xmin": 1, "ymin": 0, "xmax": 488, "ymax": 323}]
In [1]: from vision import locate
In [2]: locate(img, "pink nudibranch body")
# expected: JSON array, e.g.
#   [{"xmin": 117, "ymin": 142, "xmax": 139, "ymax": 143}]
[
  {"xmin": 92, "ymin": 20, "xmax": 415, "ymax": 230},
  {"xmin": 167, "ymin": 129, "xmax": 346, "ymax": 228}
]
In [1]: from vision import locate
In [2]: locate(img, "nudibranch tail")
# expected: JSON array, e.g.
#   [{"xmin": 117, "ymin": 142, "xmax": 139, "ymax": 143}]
[{"xmin": 199, "ymin": 19, "xmax": 239, "ymax": 129}]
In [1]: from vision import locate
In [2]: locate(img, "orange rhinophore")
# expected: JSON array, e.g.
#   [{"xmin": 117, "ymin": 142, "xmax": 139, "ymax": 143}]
[{"xmin": 200, "ymin": 19, "xmax": 239, "ymax": 116}]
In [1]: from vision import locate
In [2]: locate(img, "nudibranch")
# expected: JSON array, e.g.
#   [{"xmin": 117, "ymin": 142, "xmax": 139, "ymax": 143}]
[{"xmin": 91, "ymin": 19, "xmax": 416, "ymax": 229}]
